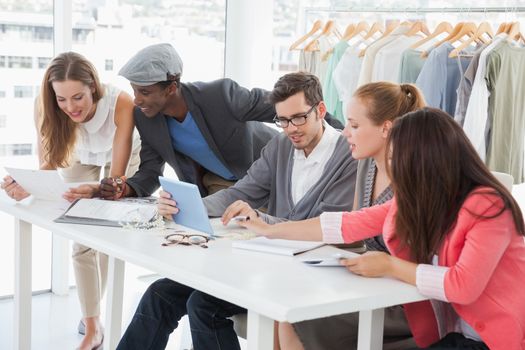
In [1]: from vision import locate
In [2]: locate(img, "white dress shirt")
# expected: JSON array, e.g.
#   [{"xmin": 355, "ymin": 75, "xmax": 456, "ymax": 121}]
[{"xmin": 291, "ymin": 123, "xmax": 340, "ymax": 205}]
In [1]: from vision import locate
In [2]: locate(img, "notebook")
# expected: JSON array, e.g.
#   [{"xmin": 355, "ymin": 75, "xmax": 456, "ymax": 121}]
[
  {"xmin": 158, "ymin": 176, "xmax": 214, "ymax": 236},
  {"xmin": 232, "ymin": 237, "xmax": 325, "ymax": 256}
]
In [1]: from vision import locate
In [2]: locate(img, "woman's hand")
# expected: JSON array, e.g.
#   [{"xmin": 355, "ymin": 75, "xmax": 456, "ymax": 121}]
[
  {"xmin": 221, "ymin": 200, "xmax": 258, "ymax": 225},
  {"xmin": 63, "ymin": 184, "xmax": 100, "ymax": 202},
  {"xmin": 1, "ymin": 175, "xmax": 30, "ymax": 201},
  {"xmin": 340, "ymin": 251, "xmax": 393, "ymax": 277},
  {"xmin": 157, "ymin": 190, "xmax": 179, "ymax": 221}
]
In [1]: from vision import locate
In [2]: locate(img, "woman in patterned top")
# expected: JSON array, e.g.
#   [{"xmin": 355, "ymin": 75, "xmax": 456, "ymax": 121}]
[{"xmin": 278, "ymin": 82, "xmax": 426, "ymax": 350}]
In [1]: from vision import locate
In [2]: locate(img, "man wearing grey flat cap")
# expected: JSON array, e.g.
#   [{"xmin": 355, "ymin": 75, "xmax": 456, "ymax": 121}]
[{"xmin": 99, "ymin": 43, "xmax": 343, "ymax": 199}]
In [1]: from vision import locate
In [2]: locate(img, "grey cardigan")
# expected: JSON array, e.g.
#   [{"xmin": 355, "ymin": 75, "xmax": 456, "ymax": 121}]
[{"xmin": 204, "ymin": 132, "xmax": 358, "ymax": 223}]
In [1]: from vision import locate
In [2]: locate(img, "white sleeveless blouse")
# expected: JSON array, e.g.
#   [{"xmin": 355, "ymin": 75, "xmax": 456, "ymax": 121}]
[{"xmin": 74, "ymin": 84, "xmax": 140, "ymax": 166}]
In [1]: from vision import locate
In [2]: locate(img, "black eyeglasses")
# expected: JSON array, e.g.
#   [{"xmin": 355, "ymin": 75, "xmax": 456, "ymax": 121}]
[
  {"xmin": 162, "ymin": 231, "xmax": 209, "ymax": 248},
  {"xmin": 273, "ymin": 102, "xmax": 319, "ymax": 128}
]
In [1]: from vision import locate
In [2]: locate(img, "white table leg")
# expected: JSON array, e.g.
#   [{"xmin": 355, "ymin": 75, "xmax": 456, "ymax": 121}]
[
  {"xmin": 51, "ymin": 234, "xmax": 70, "ymax": 295},
  {"xmin": 247, "ymin": 310, "xmax": 274, "ymax": 350},
  {"xmin": 104, "ymin": 257, "xmax": 125, "ymax": 350},
  {"xmin": 357, "ymin": 308, "xmax": 385, "ymax": 350},
  {"xmin": 14, "ymin": 218, "xmax": 32, "ymax": 350}
]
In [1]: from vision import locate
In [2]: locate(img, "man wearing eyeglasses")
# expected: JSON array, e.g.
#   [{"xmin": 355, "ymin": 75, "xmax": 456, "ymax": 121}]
[
  {"xmin": 116, "ymin": 72, "xmax": 358, "ymax": 350},
  {"xmin": 97, "ymin": 43, "xmax": 343, "ymax": 200}
]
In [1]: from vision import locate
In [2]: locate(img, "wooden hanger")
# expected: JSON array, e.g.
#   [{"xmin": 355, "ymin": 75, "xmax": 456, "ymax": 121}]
[
  {"xmin": 496, "ymin": 22, "xmax": 509, "ymax": 35},
  {"xmin": 357, "ymin": 22, "xmax": 385, "ymax": 58},
  {"xmin": 377, "ymin": 19, "xmax": 401, "ymax": 40},
  {"xmin": 507, "ymin": 22, "xmax": 525, "ymax": 44},
  {"xmin": 289, "ymin": 20, "xmax": 323, "ymax": 51},
  {"xmin": 449, "ymin": 22, "xmax": 494, "ymax": 58},
  {"xmin": 361, "ymin": 21, "xmax": 385, "ymax": 41},
  {"xmin": 405, "ymin": 21, "xmax": 431, "ymax": 37},
  {"xmin": 304, "ymin": 20, "xmax": 341, "ymax": 52},
  {"xmin": 411, "ymin": 21, "xmax": 453, "ymax": 50},
  {"xmin": 341, "ymin": 23, "xmax": 356, "ymax": 41},
  {"xmin": 342, "ymin": 21, "xmax": 370, "ymax": 41},
  {"xmin": 421, "ymin": 22, "xmax": 474, "ymax": 58},
  {"xmin": 446, "ymin": 22, "xmax": 478, "ymax": 44}
]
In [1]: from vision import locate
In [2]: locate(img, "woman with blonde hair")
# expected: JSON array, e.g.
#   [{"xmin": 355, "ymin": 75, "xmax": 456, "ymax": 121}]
[{"xmin": 1, "ymin": 52, "xmax": 140, "ymax": 350}]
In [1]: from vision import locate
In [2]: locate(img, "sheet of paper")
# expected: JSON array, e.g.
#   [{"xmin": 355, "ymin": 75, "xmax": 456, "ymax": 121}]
[
  {"xmin": 232, "ymin": 237, "xmax": 325, "ymax": 256},
  {"xmin": 65, "ymin": 198, "xmax": 157, "ymax": 223},
  {"xmin": 5, "ymin": 167, "xmax": 69, "ymax": 201}
]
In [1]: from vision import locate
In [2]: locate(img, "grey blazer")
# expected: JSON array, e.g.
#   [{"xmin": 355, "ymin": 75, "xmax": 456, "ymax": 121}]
[{"xmin": 126, "ymin": 78, "xmax": 344, "ymax": 197}]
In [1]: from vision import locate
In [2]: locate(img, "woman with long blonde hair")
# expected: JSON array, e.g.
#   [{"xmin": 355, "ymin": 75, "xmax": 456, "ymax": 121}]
[{"xmin": 2, "ymin": 52, "xmax": 141, "ymax": 350}]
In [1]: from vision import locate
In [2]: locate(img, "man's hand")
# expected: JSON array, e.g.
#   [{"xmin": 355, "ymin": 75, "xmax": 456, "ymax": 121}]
[
  {"xmin": 100, "ymin": 176, "xmax": 128, "ymax": 200},
  {"xmin": 157, "ymin": 190, "xmax": 179, "ymax": 221},
  {"xmin": 63, "ymin": 184, "xmax": 100, "ymax": 202},
  {"xmin": 1, "ymin": 175, "xmax": 30, "ymax": 201},
  {"xmin": 221, "ymin": 200, "xmax": 258, "ymax": 226}
]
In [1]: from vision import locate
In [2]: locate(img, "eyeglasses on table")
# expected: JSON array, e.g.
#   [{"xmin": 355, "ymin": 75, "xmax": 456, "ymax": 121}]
[{"xmin": 162, "ymin": 230, "xmax": 209, "ymax": 248}]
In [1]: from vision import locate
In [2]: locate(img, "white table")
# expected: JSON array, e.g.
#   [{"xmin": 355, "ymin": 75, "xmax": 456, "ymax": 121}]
[{"xmin": 1, "ymin": 198, "xmax": 428, "ymax": 350}]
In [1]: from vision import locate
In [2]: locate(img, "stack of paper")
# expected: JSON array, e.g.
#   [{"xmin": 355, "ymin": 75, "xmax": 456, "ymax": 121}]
[{"xmin": 232, "ymin": 237, "xmax": 324, "ymax": 256}]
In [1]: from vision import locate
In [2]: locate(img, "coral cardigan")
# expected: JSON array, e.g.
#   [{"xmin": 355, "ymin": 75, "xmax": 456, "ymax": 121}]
[{"xmin": 322, "ymin": 188, "xmax": 525, "ymax": 349}]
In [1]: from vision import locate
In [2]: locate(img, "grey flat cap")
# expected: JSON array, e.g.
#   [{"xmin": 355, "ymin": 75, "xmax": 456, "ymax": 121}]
[{"xmin": 119, "ymin": 43, "xmax": 183, "ymax": 86}]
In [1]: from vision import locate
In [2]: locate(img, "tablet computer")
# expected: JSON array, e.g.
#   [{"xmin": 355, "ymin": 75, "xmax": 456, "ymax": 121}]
[{"xmin": 158, "ymin": 176, "xmax": 214, "ymax": 236}]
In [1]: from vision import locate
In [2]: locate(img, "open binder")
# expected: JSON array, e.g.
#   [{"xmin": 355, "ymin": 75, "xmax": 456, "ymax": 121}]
[{"xmin": 54, "ymin": 197, "xmax": 158, "ymax": 227}]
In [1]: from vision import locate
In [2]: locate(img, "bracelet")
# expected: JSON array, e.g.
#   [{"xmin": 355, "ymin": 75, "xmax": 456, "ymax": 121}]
[{"xmin": 114, "ymin": 176, "xmax": 127, "ymax": 199}]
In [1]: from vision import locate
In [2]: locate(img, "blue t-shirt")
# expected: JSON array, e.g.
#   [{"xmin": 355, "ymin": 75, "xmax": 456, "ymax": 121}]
[{"xmin": 167, "ymin": 112, "xmax": 237, "ymax": 181}]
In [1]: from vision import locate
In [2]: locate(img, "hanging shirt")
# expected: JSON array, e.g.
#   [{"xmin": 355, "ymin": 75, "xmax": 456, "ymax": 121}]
[
  {"xmin": 323, "ymin": 41, "xmax": 350, "ymax": 125},
  {"xmin": 415, "ymin": 42, "xmax": 473, "ymax": 116},
  {"xmin": 333, "ymin": 43, "xmax": 364, "ymax": 118},
  {"xmin": 454, "ymin": 44, "xmax": 487, "ymax": 126},
  {"xmin": 291, "ymin": 123, "xmax": 340, "ymax": 205},
  {"xmin": 75, "ymin": 84, "xmax": 141, "ymax": 166},
  {"xmin": 167, "ymin": 112, "xmax": 237, "ymax": 181},
  {"xmin": 463, "ymin": 35, "xmax": 507, "ymax": 162},
  {"xmin": 357, "ymin": 25, "xmax": 411, "ymax": 86},
  {"xmin": 299, "ymin": 50, "xmax": 321, "ymax": 78},
  {"xmin": 485, "ymin": 41, "xmax": 525, "ymax": 183},
  {"xmin": 372, "ymin": 34, "xmax": 422, "ymax": 83},
  {"xmin": 398, "ymin": 48, "xmax": 427, "ymax": 83}
]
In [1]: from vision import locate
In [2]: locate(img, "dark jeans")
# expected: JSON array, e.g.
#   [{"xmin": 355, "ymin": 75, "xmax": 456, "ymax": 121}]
[
  {"xmin": 116, "ymin": 278, "xmax": 246, "ymax": 350},
  {"xmin": 411, "ymin": 332, "xmax": 490, "ymax": 350}
]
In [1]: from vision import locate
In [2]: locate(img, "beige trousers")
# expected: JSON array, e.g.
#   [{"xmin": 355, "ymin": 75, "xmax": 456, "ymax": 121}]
[
  {"xmin": 60, "ymin": 148, "xmax": 140, "ymax": 317},
  {"xmin": 202, "ymin": 171, "xmax": 236, "ymax": 195}
]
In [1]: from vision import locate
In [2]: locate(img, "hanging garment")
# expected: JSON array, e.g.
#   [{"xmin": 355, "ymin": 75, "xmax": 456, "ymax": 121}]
[
  {"xmin": 454, "ymin": 44, "xmax": 487, "ymax": 126},
  {"xmin": 398, "ymin": 48, "xmax": 427, "ymax": 83},
  {"xmin": 485, "ymin": 41, "xmax": 525, "ymax": 183},
  {"xmin": 357, "ymin": 25, "xmax": 411, "ymax": 87},
  {"xmin": 323, "ymin": 41, "xmax": 350, "ymax": 125},
  {"xmin": 415, "ymin": 42, "xmax": 473, "ymax": 116},
  {"xmin": 333, "ymin": 44, "xmax": 363, "ymax": 120},
  {"xmin": 372, "ymin": 34, "xmax": 422, "ymax": 82},
  {"xmin": 463, "ymin": 35, "xmax": 508, "ymax": 162},
  {"xmin": 299, "ymin": 50, "xmax": 321, "ymax": 78}
]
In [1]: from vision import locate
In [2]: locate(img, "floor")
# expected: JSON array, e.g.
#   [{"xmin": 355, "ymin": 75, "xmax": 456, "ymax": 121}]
[{"xmin": 0, "ymin": 266, "xmax": 208, "ymax": 349}]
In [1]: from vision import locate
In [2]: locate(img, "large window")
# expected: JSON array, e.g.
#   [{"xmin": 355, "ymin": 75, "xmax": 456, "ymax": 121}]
[
  {"xmin": 0, "ymin": 0, "xmax": 53, "ymax": 297},
  {"xmin": 72, "ymin": 0, "xmax": 226, "ymax": 93}
]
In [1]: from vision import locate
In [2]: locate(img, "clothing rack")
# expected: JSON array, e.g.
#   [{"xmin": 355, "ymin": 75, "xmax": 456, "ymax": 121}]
[{"xmin": 304, "ymin": 6, "xmax": 525, "ymax": 14}]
